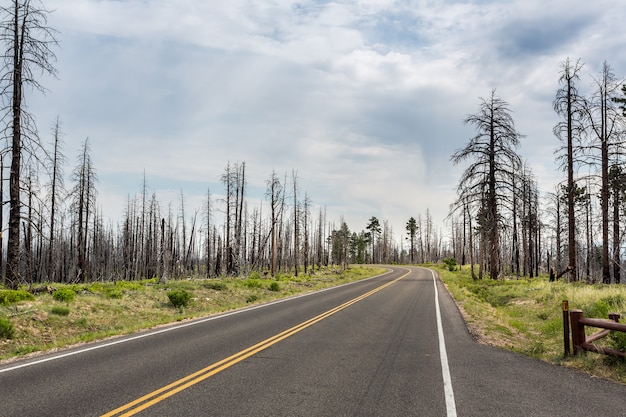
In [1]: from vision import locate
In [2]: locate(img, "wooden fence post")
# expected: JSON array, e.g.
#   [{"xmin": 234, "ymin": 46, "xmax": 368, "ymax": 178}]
[
  {"xmin": 562, "ymin": 300, "xmax": 570, "ymax": 357},
  {"xmin": 570, "ymin": 309, "xmax": 585, "ymax": 356}
]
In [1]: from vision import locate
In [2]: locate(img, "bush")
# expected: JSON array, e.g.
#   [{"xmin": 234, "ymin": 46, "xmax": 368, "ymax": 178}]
[
  {"xmin": 203, "ymin": 281, "xmax": 227, "ymax": 291},
  {"xmin": 115, "ymin": 281, "xmax": 143, "ymax": 291},
  {"xmin": 609, "ymin": 329, "xmax": 626, "ymax": 353},
  {"xmin": 0, "ymin": 317, "xmax": 15, "ymax": 339},
  {"xmin": 167, "ymin": 289, "xmax": 192, "ymax": 308},
  {"xmin": 268, "ymin": 281, "xmax": 280, "ymax": 292},
  {"xmin": 246, "ymin": 294, "xmax": 259, "ymax": 303},
  {"xmin": 244, "ymin": 279, "xmax": 264, "ymax": 289},
  {"xmin": 0, "ymin": 289, "xmax": 34, "ymax": 306},
  {"xmin": 105, "ymin": 288, "xmax": 124, "ymax": 299},
  {"xmin": 442, "ymin": 258, "xmax": 458, "ymax": 271},
  {"xmin": 248, "ymin": 271, "xmax": 262, "ymax": 281},
  {"xmin": 51, "ymin": 306, "xmax": 71, "ymax": 316},
  {"xmin": 52, "ymin": 288, "xmax": 76, "ymax": 303}
]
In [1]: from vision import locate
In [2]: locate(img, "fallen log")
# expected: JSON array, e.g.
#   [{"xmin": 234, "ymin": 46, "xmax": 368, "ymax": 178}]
[{"xmin": 555, "ymin": 265, "xmax": 573, "ymax": 280}]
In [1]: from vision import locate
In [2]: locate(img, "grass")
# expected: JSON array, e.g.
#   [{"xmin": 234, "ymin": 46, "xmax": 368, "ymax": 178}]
[
  {"xmin": 4, "ymin": 263, "xmax": 625, "ymax": 384},
  {"xmin": 434, "ymin": 264, "xmax": 626, "ymax": 384},
  {"xmin": 0, "ymin": 266, "xmax": 386, "ymax": 362}
]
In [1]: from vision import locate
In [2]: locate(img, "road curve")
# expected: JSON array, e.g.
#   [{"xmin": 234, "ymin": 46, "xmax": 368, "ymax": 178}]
[{"xmin": 1, "ymin": 266, "xmax": 625, "ymax": 416}]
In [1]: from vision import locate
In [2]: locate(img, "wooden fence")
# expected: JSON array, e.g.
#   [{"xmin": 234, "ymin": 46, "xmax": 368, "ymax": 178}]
[{"xmin": 563, "ymin": 300, "xmax": 626, "ymax": 358}]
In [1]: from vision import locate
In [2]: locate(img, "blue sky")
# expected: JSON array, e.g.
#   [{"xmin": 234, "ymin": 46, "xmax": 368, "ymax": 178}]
[{"xmin": 29, "ymin": 0, "xmax": 626, "ymax": 240}]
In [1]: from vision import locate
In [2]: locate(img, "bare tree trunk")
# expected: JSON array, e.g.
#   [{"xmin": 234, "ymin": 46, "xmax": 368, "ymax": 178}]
[
  {"xmin": 23, "ymin": 167, "xmax": 33, "ymax": 282},
  {"xmin": 6, "ymin": 1, "xmax": 23, "ymax": 288},
  {"xmin": 293, "ymin": 170, "xmax": 299, "ymax": 277},
  {"xmin": 600, "ymin": 96, "xmax": 610, "ymax": 284},
  {"xmin": 512, "ymin": 179, "xmax": 520, "ymax": 276},
  {"xmin": 303, "ymin": 194, "xmax": 310, "ymax": 274},
  {"xmin": 469, "ymin": 206, "xmax": 476, "ymax": 279},
  {"xmin": 2, "ymin": 0, "xmax": 57, "ymax": 288},
  {"xmin": 266, "ymin": 170, "xmax": 282, "ymax": 277},
  {"xmin": 554, "ymin": 58, "xmax": 584, "ymax": 281},
  {"xmin": 610, "ymin": 166, "xmax": 623, "ymax": 284},
  {"xmin": 588, "ymin": 62, "xmax": 621, "ymax": 283},
  {"xmin": 0, "ymin": 155, "xmax": 4, "ymax": 279},
  {"xmin": 236, "ymin": 162, "xmax": 245, "ymax": 274},
  {"xmin": 73, "ymin": 139, "xmax": 94, "ymax": 282},
  {"xmin": 48, "ymin": 117, "xmax": 64, "ymax": 281},
  {"xmin": 555, "ymin": 191, "xmax": 562, "ymax": 276},
  {"xmin": 205, "ymin": 189, "xmax": 211, "ymax": 278}
]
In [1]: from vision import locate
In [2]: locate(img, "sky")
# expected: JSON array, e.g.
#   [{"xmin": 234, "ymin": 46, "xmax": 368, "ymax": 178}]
[{"xmin": 27, "ymin": 0, "xmax": 626, "ymax": 243}]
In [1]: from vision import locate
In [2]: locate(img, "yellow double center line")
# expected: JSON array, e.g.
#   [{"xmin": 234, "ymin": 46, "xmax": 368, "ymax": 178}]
[{"xmin": 102, "ymin": 270, "xmax": 409, "ymax": 416}]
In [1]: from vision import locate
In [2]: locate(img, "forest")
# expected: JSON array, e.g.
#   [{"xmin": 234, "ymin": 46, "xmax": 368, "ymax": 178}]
[
  {"xmin": 1, "ymin": 2, "xmax": 626, "ymax": 289},
  {"xmin": 0, "ymin": 1, "xmax": 447, "ymax": 289},
  {"xmin": 449, "ymin": 59, "xmax": 626, "ymax": 284}
]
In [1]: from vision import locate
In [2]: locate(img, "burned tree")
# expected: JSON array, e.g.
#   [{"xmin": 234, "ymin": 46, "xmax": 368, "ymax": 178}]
[
  {"xmin": 451, "ymin": 90, "xmax": 522, "ymax": 279},
  {"xmin": 553, "ymin": 58, "xmax": 585, "ymax": 281},
  {"xmin": 70, "ymin": 139, "xmax": 97, "ymax": 282},
  {"xmin": 0, "ymin": 0, "xmax": 57, "ymax": 287}
]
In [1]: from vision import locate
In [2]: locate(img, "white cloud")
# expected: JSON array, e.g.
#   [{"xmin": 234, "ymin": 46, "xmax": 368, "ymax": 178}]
[{"xmin": 27, "ymin": 0, "xmax": 626, "ymax": 239}]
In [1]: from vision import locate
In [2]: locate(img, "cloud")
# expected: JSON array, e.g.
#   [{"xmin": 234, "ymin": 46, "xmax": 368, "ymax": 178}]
[
  {"xmin": 26, "ymin": 0, "xmax": 626, "ymax": 240},
  {"xmin": 493, "ymin": 7, "xmax": 595, "ymax": 60}
]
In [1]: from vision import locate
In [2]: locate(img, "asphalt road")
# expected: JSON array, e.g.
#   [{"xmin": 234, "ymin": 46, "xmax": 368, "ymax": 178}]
[{"xmin": 1, "ymin": 267, "xmax": 626, "ymax": 416}]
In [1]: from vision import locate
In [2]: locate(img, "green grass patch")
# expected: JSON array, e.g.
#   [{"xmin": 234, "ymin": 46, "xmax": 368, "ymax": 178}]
[
  {"xmin": 0, "ymin": 290, "xmax": 34, "ymax": 305},
  {"xmin": 51, "ymin": 306, "xmax": 71, "ymax": 316},
  {"xmin": 243, "ymin": 278, "xmax": 264, "ymax": 289},
  {"xmin": 0, "ymin": 317, "xmax": 15, "ymax": 339},
  {"xmin": 203, "ymin": 281, "xmax": 227, "ymax": 291},
  {"xmin": 52, "ymin": 288, "xmax": 76, "ymax": 303},
  {"xmin": 434, "ymin": 263, "xmax": 626, "ymax": 384},
  {"xmin": 0, "ymin": 265, "xmax": 385, "ymax": 362}
]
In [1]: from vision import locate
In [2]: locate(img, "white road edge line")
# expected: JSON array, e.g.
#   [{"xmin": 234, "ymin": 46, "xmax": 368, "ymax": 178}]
[
  {"xmin": 431, "ymin": 269, "xmax": 458, "ymax": 417},
  {"xmin": 0, "ymin": 268, "xmax": 393, "ymax": 374}
]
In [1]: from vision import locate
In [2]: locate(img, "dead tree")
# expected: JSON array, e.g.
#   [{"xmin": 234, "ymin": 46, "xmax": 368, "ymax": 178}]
[
  {"xmin": 266, "ymin": 170, "xmax": 283, "ymax": 277},
  {"xmin": 452, "ymin": 90, "xmax": 522, "ymax": 279},
  {"xmin": 554, "ymin": 58, "xmax": 585, "ymax": 281},
  {"xmin": 0, "ymin": 0, "xmax": 57, "ymax": 288},
  {"xmin": 70, "ymin": 138, "xmax": 96, "ymax": 282}
]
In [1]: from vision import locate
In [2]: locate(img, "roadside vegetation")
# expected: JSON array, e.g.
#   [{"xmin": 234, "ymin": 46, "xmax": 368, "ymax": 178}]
[
  {"xmin": 3, "ymin": 262, "xmax": 626, "ymax": 385},
  {"xmin": 0, "ymin": 266, "xmax": 385, "ymax": 362},
  {"xmin": 433, "ymin": 262, "xmax": 626, "ymax": 384}
]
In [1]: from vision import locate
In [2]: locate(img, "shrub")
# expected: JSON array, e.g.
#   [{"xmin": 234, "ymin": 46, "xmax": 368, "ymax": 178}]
[
  {"xmin": 246, "ymin": 294, "xmax": 259, "ymax": 303},
  {"xmin": 105, "ymin": 288, "xmax": 124, "ymax": 299},
  {"xmin": 584, "ymin": 294, "xmax": 625, "ymax": 319},
  {"xmin": 0, "ymin": 289, "xmax": 34, "ymax": 306},
  {"xmin": 115, "ymin": 281, "xmax": 143, "ymax": 291},
  {"xmin": 51, "ymin": 306, "xmax": 71, "ymax": 316},
  {"xmin": 203, "ymin": 281, "xmax": 227, "ymax": 291},
  {"xmin": 0, "ymin": 317, "xmax": 15, "ymax": 339},
  {"xmin": 537, "ymin": 311, "xmax": 550, "ymax": 321},
  {"xmin": 52, "ymin": 288, "xmax": 76, "ymax": 303},
  {"xmin": 442, "ymin": 258, "xmax": 457, "ymax": 271},
  {"xmin": 601, "ymin": 294, "xmax": 625, "ymax": 309},
  {"xmin": 67, "ymin": 284, "xmax": 85, "ymax": 293},
  {"xmin": 167, "ymin": 289, "xmax": 192, "ymax": 308},
  {"xmin": 76, "ymin": 316, "xmax": 89, "ymax": 328},
  {"xmin": 268, "ymin": 281, "xmax": 280, "ymax": 292},
  {"xmin": 609, "ymin": 329, "xmax": 626, "ymax": 353},
  {"xmin": 87, "ymin": 282, "xmax": 105, "ymax": 294},
  {"xmin": 248, "ymin": 271, "xmax": 262, "ymax": 281},
  {"xmin": 244, "ymin": 279, "xmax": 263, "ymax": 289}
]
